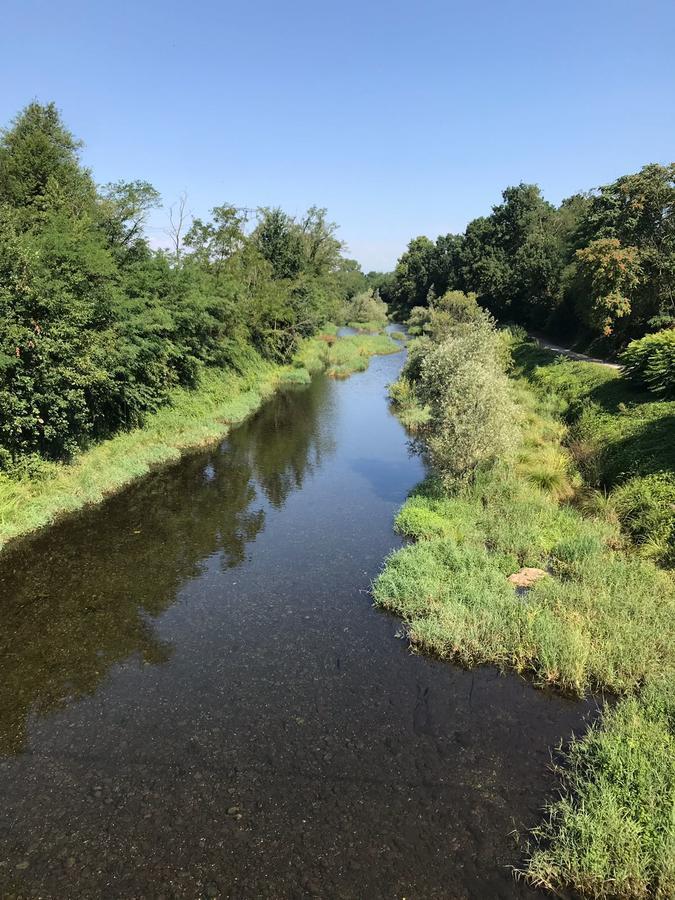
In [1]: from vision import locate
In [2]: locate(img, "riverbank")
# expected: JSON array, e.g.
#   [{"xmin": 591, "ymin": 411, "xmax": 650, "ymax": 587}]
[
  {"xmin": 0, "ymin": 331, "xmax": 399, "ymax": 553},
  {"xmin": 378, "ymin": 334, "xmax": 675, "ymax": 898}
]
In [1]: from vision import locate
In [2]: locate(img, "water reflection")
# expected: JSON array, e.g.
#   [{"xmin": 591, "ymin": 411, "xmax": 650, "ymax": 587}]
[{"xmin": 0, "ymin": 377, "xmax": 334, "ymax": 756}]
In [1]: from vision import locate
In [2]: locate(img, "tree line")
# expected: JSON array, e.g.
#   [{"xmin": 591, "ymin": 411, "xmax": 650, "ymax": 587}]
[
  {"xmin": 383, "ymin": 164, "xmax": 675, "ymax": 352},
  {"xmin": 0, "ymin": 102, "xmax": 386, "ymax": 467}
]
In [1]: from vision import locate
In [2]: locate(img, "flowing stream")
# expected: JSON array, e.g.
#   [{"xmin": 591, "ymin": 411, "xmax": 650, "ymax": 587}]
[{"xmin": 0, "ymin": 343, "xmax": 594, "ymax": 898}]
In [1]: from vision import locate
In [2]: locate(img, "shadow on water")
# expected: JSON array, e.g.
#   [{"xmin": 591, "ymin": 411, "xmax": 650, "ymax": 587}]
[{"xmin": 0, "ymin": 351, "xmax": 595, "ymax": 898}]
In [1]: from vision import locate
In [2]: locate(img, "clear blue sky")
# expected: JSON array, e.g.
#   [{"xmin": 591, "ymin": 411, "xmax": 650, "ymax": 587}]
[{"xmin": 2, "ymin": 0, "xmax": 674, "ymax": 271}]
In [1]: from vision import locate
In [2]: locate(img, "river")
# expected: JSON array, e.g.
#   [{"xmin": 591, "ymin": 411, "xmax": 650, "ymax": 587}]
[{"xmin": 0, "ymin": 344, "xmax": 593, "ymax": 898}]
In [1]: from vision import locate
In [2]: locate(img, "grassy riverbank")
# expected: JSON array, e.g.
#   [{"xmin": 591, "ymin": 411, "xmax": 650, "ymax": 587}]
[
  {"xmin": 377, "ymin": 333, "xmax": 675, "ymax": 898},
  {"xmin": 0, "ymin": 331, "xmax": 398, "ymax": 552}
]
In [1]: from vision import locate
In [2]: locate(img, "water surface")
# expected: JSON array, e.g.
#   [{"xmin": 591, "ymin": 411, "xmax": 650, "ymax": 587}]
[{"xmin": 0, "ymin": 350, "xmax": 593, "ymax": 898}]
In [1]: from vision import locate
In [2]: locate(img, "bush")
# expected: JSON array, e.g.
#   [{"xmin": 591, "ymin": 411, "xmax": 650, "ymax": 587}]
[
  {"xmin": 345, "ymin": 289, "xmax": 388, "ymax": 327},
  {"xmin": 620, "ymin": 329, "xmax": 675, "ymax": 397},
  {"xmin": 613, "ymin": 474, "xmax": 675, "ymax": 566},
  {"xmin": 415, "ymin": 315, "xmax": 518, "ymax": 484}
]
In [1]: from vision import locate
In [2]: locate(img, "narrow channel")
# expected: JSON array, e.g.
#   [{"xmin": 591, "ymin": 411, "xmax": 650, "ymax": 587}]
[{"xmin": 0, "ymin": 346, "xmax": 594, "ymax": 898}]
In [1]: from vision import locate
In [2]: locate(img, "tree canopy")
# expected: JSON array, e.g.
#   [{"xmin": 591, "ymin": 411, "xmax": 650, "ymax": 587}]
[{"xmin": 0, "ymin": 102, "xmax": 356, "ymax": 466}]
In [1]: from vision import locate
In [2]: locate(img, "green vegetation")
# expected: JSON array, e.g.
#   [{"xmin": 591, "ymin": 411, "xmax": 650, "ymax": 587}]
[
  {"xmin": 376, "ymin": 355, "xmax": 675, "ymax": 696},
  {"xmin": 513, "ymin": 343, "xmax": 675, "ymax": 567},
  {"xmin": 620, "ymin": 329, "xmax": 675, "ymax": 397},
  {"xmin": 343, "ymin": 285, "xmax": 389, "ymax": 333},
  {"xmin": 0, "ymin": 329, "xmax": 396, "ymax": 551},
  {"xmin": 0, "ymin": 100, "xmax": 403, "ymax": 549},
  {"xmin": 528, "ymin": 679, "xmax": 675, "ymax": 899},
  {"xmin": 0, "ymin": 348, "xmax": 276, "ymax": 550},
  {"xmin": 0, "ymin": 101, "xmax": 388, "ymax": 477},
  {"xmin": 409, "ymin": 309, "xmax": 518, "ymax": 484},
  {"xmin": 324, "ymin": 333, "xmax": 398, "ymax": 379},
  {"xmin": 382, "ymin": 164, "xmax": 675, "ymax": 353},
  {"xmin": 377, "ymin": 304, "xmax": 675, "ymax": 897},
  {"xmin": 347, "ymin": 320, "xmax": 386, "ymax": 333}
]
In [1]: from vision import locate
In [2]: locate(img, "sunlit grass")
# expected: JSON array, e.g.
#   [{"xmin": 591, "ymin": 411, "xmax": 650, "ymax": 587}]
[
  {"xmin": 346, "ymin": 319, "xmax": 388, "ymax": 334},
  {"xmin": 380, "ymin": 337, "xmax": 675, "ymax": 897},
  {"xmin": 526, "ymin": 679, "xmax": 675, "ymax": 899},
  {"xmin": 325, "ymin": 333, "xmax": 399, "ymax": 378}
]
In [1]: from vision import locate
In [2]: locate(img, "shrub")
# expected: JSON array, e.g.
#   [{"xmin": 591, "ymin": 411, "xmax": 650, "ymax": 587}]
[
  {"xmin": 620, "ymin": 329, "xmax": 675, "ymax": 397},
  {"xmin": 415, "ymin": 316, "xmax": 519, "ymax": 484},
  {"xmin": 613, "ymin": 474, "xmax": 675, "ymax": 566},
  {"xmin": 346, "ymin": 289, "xmax": 388, "ymax": 327}
]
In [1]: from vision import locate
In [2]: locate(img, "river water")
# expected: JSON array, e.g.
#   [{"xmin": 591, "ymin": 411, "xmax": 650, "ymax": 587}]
[{"xmin": 0, "ymin": 345, "xmax": 593, "ymax": 898}]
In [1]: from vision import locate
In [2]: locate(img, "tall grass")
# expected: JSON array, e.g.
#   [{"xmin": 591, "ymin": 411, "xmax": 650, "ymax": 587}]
[
  {"xmin": 375, "ymin": 470, "xmax": 674, "ymax": 696},
  {"xmin": 379, "ymin": 343, "xmax": 675, "ymax": 897},
  {"xmin": 324, "ymin": 333, "xmax": 399, "ymax": 378},
  {"xmin": 512, "ymin": 342, "xmax": 675, "ymax": 567},
  {"xmin": 527, "ymin": 680, "xmax": 675, "ymax": 899}
]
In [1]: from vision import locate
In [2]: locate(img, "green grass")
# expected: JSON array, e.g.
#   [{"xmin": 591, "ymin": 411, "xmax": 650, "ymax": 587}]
[
  {"xmin": 346, "ymin": 319, "xmax": 388, "ymax": 334},
  {"xmin": 379, "ymin": 337, "xmax": 675, "ymax": 897},
  {"xmin": 375, "ymin": 470, "xmax": 674, "ymax": 696},
  {"xmin": 0, "ymin": 330, "xmax": 398, "ymax": 552},
  {"xmin": 527, "ymin": 679, "xmax": 675, "ymax": 899},
  {"xmin": 324, "ymin": 333, "xmax": 399, "ymax": 378},
  {"xmin": 512, "ymin": 342, "xmax": 675, "ymax": 566},
  {"xmin": 387, "ymin": 376, "xmax": 431, "ymax": 432}
]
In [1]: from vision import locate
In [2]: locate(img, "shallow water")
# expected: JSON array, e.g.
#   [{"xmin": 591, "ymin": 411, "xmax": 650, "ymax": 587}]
[{"xmin": 0, "ymin": 349, "xmax": 594, "ymax": 898}]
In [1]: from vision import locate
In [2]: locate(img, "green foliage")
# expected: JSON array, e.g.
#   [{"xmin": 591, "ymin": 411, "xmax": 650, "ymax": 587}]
[
  {"xmin": 0, "ymin": 101, "xmax": 355, "ymax": 468},
  {"xmin": 620, "ymin": 329, "xmax": 675, "ymax": 397},
  {"xmin": 345, "ymin": 288, "xmax": 388, "ymax": 328},
  {"xmin": 377, "ymin": 379, "xmax": 675, "ymax": 696},
  {"xmin": 575, "ymin": 238, "xmax": 641, "ymax": 335},
  {"xmin": 324, "ymin": 333, "xmax": 399, "ymax": 378},
  {"xmin": 387, "ymin": 376, "xmax": 430, "ymax": 432},
  {"xmin": 613, "ymin": 474, "xmax": 675, "ymax": 566},
  {"xmin": 413, "ymin": 314, "xmax": 519, "ymax": 484},
  {"xmin": 527, "ymin": 680, "xmax": 675, "ymax": 899},
  {"xmin": 388, "ymin": 163, "xmax": 675, "ymax": 349}
]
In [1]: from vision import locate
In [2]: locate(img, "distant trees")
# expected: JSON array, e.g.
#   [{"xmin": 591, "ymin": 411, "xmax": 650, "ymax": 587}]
[
  {"xmin": 388, "ymin": 164, "xmax": 675, "ymax": 350},
  {"xmin": 0, "ymin": 102, "xmax": 356, "ymax": 467}
]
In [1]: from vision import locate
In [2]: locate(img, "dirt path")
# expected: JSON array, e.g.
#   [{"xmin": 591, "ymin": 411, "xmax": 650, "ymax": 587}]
[{"xmin": 532, "ymin": 335, "xmax": 621, "ymax": 370}]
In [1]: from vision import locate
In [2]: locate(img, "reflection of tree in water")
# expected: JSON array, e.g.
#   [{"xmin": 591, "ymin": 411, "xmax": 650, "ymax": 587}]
[
  {"xmin": 232, "ymin": 375, "xmax": 336, "ymax": 508},
  {"xmin": 0, "ymin": 376, "xmax": 335, "ymax": 755}
]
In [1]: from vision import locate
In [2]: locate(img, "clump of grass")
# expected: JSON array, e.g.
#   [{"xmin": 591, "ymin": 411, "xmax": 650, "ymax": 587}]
[
  {"xmin": 388, "ymin": 377, "xmax": 430, "ymax": 432},
  {"xmin": 389, "ymin": 330, "xmax": 407, "ymax": 342},
  {"xmin": 325, "ymin": 334, "xmax": 399, "ymax": 378},
  {"xmin": 613, "ymin": 473, "xmax": 675, "ymax": 567},
  {"xmin": 279, "ymin": 366, "xmax": 311, "ymax": 385},
  {"xmin": 346, "ymin": 319, "xmax": 387, "ymax": 334},
  {"xmin": 526, "ymin": 679, "xmax": 675, "ymax": 899}
]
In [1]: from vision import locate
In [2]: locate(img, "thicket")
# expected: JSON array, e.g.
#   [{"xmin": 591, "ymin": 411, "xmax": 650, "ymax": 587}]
[
  {"xmin": 0, "ymin": 101, "xmax": 381, "ymax": 472},
  {"xmin": 383, "ymin": 164, "xmax": 675, "ymax": 353}
]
